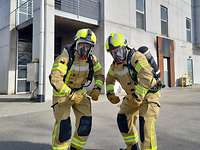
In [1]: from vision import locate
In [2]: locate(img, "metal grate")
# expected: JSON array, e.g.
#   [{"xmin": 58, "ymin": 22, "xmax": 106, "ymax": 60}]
[
  {"xmin": 55, "ymin": 0, "xmax": 100, "ymax": 20},
  {"xmin": 16, "ymin": 0, "xmax": 33, "ymax": 26}
]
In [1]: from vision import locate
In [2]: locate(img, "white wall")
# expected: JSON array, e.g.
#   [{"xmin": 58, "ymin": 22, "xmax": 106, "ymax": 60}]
[
  {"xmin": 104, "ymin": 0, "xmax": 200, "ymax": 86},
  {"xmin": 193, "ymin": 51, "xmax": 200, "ymax": 84},
  {"xmin": 0, "ymin": 0, "xmax": 16, "ymax": 94},
  {"xmin": 33, "ymin": 0, "xmax": 54, "ymax": 101}
]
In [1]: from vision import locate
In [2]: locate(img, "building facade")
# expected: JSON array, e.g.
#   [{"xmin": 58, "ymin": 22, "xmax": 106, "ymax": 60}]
[{"xmin": 0, "ymin": 0, "xmax": 199, "ymax": 101}]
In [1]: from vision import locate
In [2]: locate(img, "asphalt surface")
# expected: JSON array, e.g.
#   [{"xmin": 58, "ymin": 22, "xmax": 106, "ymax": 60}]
[{"xmin": 0, "ymin": 87, "xmax": 200, "ymax": 150}]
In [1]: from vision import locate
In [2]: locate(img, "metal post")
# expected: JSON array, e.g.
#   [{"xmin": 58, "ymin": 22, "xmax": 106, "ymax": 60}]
[{"xmin": 37, "ymin": 0, "xmax": 45, "ymax": 102}]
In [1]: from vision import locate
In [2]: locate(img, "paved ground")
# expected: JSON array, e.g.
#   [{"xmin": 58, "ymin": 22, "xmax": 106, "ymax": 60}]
[{"xmin": 0, "ymin": 87, "xmax": 200, "ymax": 150}]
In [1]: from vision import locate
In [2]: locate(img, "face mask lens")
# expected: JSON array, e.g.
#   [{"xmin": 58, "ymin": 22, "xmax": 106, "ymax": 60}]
[
  {"xmin": 111, "ymin": 47, "xmax": 126, "ymax": 63},
  {"xmin": 77, "ymin": 43, "xmax": 91, "ymax": 57}
]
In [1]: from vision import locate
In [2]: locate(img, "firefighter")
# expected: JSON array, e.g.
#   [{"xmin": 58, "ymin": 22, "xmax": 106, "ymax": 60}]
[
  {"xmin": 105, "ymin": 32, "xmax": 161, "ymax": 150},
  {"xmin": 49, "ymin": 28, "xmax": 104, "ymax": 150}
]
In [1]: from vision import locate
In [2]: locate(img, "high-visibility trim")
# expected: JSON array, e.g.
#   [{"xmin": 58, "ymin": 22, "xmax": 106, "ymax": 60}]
[
  {"xmin": 95, "ymin": 79, "xmax": 103, "ymax": 88},
  {"xmin": 72, "ymin": 64, "xmax": 89, "ymax": 72},
  {"xmin": 52, "ymin": 143, "xmax": 69, "ymax": 150},
  {"xmin": 108, "ymin": 68, "xmax": 114, "ymax": 76},
  {"xmin": 135, "ymin": 84, "xmax": 148, "ymax": 98},
  {"xmin": 71, "ymin": 136, "xmax": 86, "ymax": 149},
  {"xmin": 65, "ymin": 68, "xmax": 72, "ymax": 84},
  {"xmin": 135, "ymin": 60, "xmax": 148, "ymax": 73},
  {"xmin": 53, "ymin": 84, "xmax": 71, "ymax": 97},
  {"xmin": 52, "ymin": 123, "xmax": 58, "ymax": 146},
  {"xmin": 52, "ymin": 124, "xmax": 69, "ymax": 150},
  {"xmin": 150, "ymin": 121, "xmax": 157, "ymax": 150},
  {"xmin": 123, "ymin": 134, "xmax": 139, "ymax": 143},
  {"xmin": 93, "ymin": 62, "xmax": 102, "ymax": 72},
  {"xmin": 52, "ymin": 63, "xmax": 67, "ymax": 74},
  {"xmin": 106, "ymin": 84, "xmax": 114, "ymax": 93}
]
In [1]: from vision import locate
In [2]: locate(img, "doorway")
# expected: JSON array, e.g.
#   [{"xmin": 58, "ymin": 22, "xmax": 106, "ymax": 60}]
[
  {"xmin": 163, "ymin": 58, "xmax": 169, "ymax": 87},
  {"xmin": 16, "ymin": 25, "xmax": 32, "ymax": 93},
  {"xmin": 187, "ymin": 58, "xmax": 193, "ymax": 85}
]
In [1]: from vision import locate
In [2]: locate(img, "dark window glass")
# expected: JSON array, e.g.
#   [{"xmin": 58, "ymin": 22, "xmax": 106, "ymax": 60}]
[
  {"xmin": 136, "ymin": 0, "xmax": 145, "ymax": 12},
  {"xmin": 161, "ymin": 6, "xmax": 168, "ymax": 21},
  {"xmin": 186, "ymin": 18, "xmax": 191, "ymax": 42},
  {"xmin": 161, "ymin": 5, "xmax": 168, "ymax": 36},
  {"xmin": 136, "ymin": 12, "xmax": 145, "ymax": 29},
  {"xmin": 17, "ymin": 80, "xmax": 30, "ymax": 92},
  {"xmin": 136, "ymin": 0, "xmax": 146, "ymax": 30}
]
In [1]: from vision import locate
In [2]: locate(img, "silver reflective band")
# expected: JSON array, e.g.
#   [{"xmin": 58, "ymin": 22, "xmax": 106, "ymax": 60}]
[
  {"xmin": 156, "ymin": 70, "xmax": 160, "ymax": 75},
  {"xmin": 144, "ymin": 49, "xmax": 150, "ymax": 55},
  {"xmin": 71, "ymin": 64, "xmax": 89, "ymax": 72}
]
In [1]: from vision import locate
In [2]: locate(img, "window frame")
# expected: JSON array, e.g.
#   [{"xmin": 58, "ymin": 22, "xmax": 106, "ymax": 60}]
[
  {"xmin": 186, "ymin": 17, "xmax": 192, "ymax": 42},
  {"xmin": 160, "ymin": 5, "xmax": 168, "ymax": 36},
  {"xmin": 136, "ymin": 0, "xmax": 146, "ymax": 30}
]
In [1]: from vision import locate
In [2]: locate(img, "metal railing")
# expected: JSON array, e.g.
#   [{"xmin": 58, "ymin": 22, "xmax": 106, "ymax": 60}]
[
  {"xmin": 55, "ymin": 0, "xmax": 100, "ymax": 20},
  {"xmin": 16, "ymin": 0, "xmax": 33, "ymax": 26}
]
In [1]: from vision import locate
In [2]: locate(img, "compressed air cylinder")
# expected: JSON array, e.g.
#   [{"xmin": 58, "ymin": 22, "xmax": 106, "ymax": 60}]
[{"xmin": 138, "ymin": 46, "xmax": 160, "ymax": 79}]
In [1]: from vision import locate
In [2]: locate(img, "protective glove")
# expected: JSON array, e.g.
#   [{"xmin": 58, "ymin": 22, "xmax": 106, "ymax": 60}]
[
  {"xmin": 70, "ymin": 90, "xmax": 86, "ymax": 104},
  {"xmin": 107, "ymin": 93, "xmax": 120, "ymax": 104},
  {"xmin": 87, "ymin": 87, "xmax": 101, "ymax": 101},
  {"xmin": 124, "ymin": 94, "xmax": 142, "ymax": 107}
]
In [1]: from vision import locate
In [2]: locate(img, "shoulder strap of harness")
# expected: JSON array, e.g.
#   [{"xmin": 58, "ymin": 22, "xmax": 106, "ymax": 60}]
[
  {"xmin": 65, "ymin": 44, "xmax": 75, "ymax": 74},
  {"xmin": 127, "ymin": 48, "xmax": 138, "ymax": 83},
  {"xmin": 84, "ymin": 54, "xmax": 94, "ymax": 87}
]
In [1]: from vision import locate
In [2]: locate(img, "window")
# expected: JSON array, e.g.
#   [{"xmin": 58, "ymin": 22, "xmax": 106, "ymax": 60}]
[
  {"xmin": 186, "ymin": 18, "xmax": 191, "ymax": 42},
  {"xmin": 161, "ymin": 5, "xmax": 168, "ymax": 36},
  {"xmin": 136, "ymin": 0, "xmax": 146, "ymax": 30}
]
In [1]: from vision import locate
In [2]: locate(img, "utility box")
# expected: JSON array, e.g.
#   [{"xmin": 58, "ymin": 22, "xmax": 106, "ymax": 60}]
[{"xmin": 27, "ymin": 62, "xmax": 39, "ymax": 82}]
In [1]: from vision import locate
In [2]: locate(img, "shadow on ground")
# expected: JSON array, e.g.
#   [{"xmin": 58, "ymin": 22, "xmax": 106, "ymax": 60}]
[
  {"xmin": 0, "ymin": 98, "xmax": 39, "ymax": 103},
  {"xmin": 0, "ymin": 141, "xmax": 51, "ymax": 150},
  {"xmin": 0, "ymin": 141, "xmax": 103, "ymax": 150}
]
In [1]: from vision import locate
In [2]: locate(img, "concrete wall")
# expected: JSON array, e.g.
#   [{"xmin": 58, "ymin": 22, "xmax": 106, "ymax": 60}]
[
  {"xmin": 33, "ymin": 0, "xmax": 54, "ymax": 101},
  {"xmin": 8, "ymin": 0, "xmax": 17, "ymax": 94},
  {"xmin": 0, "ymin": 0, "xmax": 17, "ymax": 94},
  {"xmin": 43, "ymin": 0, "xmax": 55, "ymax": 101},
  {"xmin": 192, "ymin": 0, "xmax": 200, "ymax": 84},
  {"xmin": 0, "ymin": 0, "xmax": 10, "ymax": 93},
  {"xmin": 193, "ymin": 51, "xmax": 200, "ymax": 84},
  {"xmin": 193, "ymin": 0, "xmax": 200, "ymax": 46}
]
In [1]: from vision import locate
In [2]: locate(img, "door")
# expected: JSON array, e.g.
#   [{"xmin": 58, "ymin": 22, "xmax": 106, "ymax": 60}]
[
  {"xmin": 163, "ymin": 58, "xmax": 169, "ymax": 87},
  {"xmin": 16, "ymin": 26, "xmax": 32, "ymax": 94},
  {"xmin": 187, "ymin": 58, "xmax": 193, "ymax": 85}
]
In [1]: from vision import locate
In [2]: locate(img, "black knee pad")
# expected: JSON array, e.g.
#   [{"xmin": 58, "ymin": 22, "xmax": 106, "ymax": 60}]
[
  {"xmin": 131, "ymin": 143, "xmax": 140, "ymax": 150},
  {"xmin": 117, "ymin": 114, "xmax": 129, "ymax": 133},
  {"xmin": 139, "ymin": 116, "xmax": 145, "ymax": 143},
  {"xmin": 77, "ymin": 116, "xmax": 92, "ymax": 136},
  {"xmin": 59, "ymin": 117, "xmax": 72, "ymax": 143}
]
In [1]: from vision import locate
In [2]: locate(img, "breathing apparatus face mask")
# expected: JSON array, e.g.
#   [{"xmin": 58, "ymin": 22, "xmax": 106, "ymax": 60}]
[
  {"xmin": 110, "ymin": 46, "xmax": 127, "ymax": 64},
  {"xmin": 76, "ymin": 41, "xmax": 93, "ymax": 60}
]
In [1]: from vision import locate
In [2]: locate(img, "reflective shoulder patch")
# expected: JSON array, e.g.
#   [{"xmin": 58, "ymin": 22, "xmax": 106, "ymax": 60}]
[{"xmin": 132, "ymin": 52, "xmax": 149, "ymax": 73}]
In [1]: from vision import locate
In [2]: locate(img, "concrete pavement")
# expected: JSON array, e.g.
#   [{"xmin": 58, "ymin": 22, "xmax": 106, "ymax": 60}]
[{"xmin": 0, "ymin": 87, "xmax": 200, "ymax": 150}]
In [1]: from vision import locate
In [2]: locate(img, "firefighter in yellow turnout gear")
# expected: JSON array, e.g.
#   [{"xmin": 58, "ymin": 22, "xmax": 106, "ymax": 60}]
[
  {"xmin": 105, "ymin": 33, "xmax": 161, "ymax": 150},
  {"xmin": 49, "ymin": 29, "xmax": 104, "ymax": 150}
]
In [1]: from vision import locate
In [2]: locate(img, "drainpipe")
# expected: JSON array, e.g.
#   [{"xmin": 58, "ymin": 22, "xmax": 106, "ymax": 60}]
[{"xmin": 37, "ymin": 0, "xmax": 45, "ymax": 102}]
